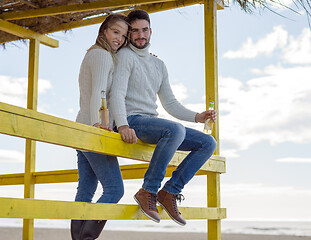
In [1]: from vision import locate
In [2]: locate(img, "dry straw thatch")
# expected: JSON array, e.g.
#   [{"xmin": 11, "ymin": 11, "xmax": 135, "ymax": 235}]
[
  {"xmin": 0, "ymin": 0, "xmax": 134, "ymax": 45},
  {"xmin": 0, "ymin": 0, "xmax": 310, "ymax": 45}
]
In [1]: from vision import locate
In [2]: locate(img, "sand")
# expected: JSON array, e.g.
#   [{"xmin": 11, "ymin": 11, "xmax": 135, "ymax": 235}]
[{"xmin": 1, "ymin": 227, "xmax": 311, "ymax": 240}]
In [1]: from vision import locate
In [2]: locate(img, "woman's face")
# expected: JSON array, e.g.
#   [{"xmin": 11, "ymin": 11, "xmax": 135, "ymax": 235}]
[{"xmin": 104, "ymin": 21, "xmax": 128, "ymax": 51}]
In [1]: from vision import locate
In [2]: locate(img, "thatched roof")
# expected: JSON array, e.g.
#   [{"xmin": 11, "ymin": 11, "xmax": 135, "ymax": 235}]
[
  {"xmin": 0, "ymin": 0, "xmax": 310, "ymax": 45},
  {"xmin": 0, "ymin": 0, "xmax": 133, "ymax": 45}
]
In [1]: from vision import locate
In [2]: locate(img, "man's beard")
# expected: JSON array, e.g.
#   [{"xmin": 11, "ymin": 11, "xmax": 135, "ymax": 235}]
[{"xmin": 131, "ymin": 38, "xmax": 149, "ymax": 49}]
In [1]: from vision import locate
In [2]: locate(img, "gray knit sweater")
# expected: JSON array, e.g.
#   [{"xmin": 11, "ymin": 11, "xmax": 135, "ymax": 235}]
[
  {"xmin": 110, "ymin": 44, "xmax": 197, "ymax": 127},
  {"xmin": 76, "ymin": 48, "xmax": 114, "ymax": 127}
]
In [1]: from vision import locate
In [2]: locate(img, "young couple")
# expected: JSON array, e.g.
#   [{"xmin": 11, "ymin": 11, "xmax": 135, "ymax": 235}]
[{"xmin": 72, "ymin": 9, "xmax": 217, "ymax": 240}]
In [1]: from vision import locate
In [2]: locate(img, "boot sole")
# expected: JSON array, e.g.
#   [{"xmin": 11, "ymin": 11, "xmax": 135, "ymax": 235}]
[
  {"xmin": 158, "ymin": 201, "xmax": 186, "ymax": 226},
  {"xmin": 134, "ymin": 195, "xmax": 160, "ymax": 223}
]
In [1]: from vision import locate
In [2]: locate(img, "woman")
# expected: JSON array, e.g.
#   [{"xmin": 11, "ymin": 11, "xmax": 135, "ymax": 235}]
[{"xmin": 71, "ymin": 14, "xmax": 129, "ymax": 240}]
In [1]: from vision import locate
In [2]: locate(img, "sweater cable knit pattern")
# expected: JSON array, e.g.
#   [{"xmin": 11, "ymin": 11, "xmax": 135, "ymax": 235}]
[{"xmin": 110, "ymin": 44, "xmax": 197, "ymax": 128}]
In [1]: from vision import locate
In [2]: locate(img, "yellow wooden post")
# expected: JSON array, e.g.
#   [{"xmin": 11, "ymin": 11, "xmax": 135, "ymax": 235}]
[
  {"xmin": 204, "ymin": 0, "xmax": 221, "ymax": 239},
  {"xmin": 23, "ymin": 39, "xmax": 39, "ymax": 240}
]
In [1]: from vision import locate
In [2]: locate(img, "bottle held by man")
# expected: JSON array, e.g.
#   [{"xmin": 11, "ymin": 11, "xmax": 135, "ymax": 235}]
[
  {"xmin": 99, "ymin": 90, "xmax": 109, "ymax": 129},
  {"xmin": 203, "ymin": 101, "xmax": 214, "ymax": 134}
]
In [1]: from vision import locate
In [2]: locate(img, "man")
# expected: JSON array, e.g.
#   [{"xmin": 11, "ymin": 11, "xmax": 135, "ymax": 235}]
[{"xmin": 110, "ymin": 9, "xmax": 217, "ymax": 226}]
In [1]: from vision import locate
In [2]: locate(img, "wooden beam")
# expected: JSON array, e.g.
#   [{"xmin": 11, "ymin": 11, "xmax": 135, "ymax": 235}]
[
  {"xmin": 23, "ymin": 38, "xmax": 40, "ymax": 240},
  {"xmin": 0, "ymin": 0, "xmax": 175, "ymax": 21},
  {"xmin": 204, "ymin": 0, "xmax": 219, "ymax": 154},
  {"xmin": 22, "ymin": 0, "xmax": 204, "ymax": 34},
  {"xmin": 0, "ymin": 164, "xmax": 211, "ymax": 185},
  {"xmin": 0, "ymin": 19, "xmax": 58, "ymax": 48},
  {"xmin": 0, "ymin": 197, "xmax": 226, "ymax": 220},
  {"xmin": 0, "ymin": 102, "xmax": 226, "ymax": 173}
]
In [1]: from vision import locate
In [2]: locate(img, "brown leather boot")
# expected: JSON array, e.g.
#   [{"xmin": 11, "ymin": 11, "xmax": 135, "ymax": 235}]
[
  {"xmin": 134, "ymin": 188, "xmax": 160, "ymax": 223},
  {"xmin": 157, "ymin": 189, "xmax": 186, "ymax": 226}
]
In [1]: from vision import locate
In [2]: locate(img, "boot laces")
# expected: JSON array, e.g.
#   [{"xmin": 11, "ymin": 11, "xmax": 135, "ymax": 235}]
[
  {"xmin": 148, "ymin": 193, "xmax": 158, "ymax": 210},
  {"xmin": 172, "ymin": 194, "xmax": 185, "ymax": 214}
]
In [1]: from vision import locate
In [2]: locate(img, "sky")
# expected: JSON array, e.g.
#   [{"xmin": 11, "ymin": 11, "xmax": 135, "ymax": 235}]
[{"xmin": 0, "ymin": 1, "xmax": 311, "ymax": 229}]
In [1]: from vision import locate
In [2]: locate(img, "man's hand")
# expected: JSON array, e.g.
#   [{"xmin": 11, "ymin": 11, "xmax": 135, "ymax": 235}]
[
  {"xmin": 118, "ymin": 125, "xmax": 138, "ymax": 144},
  {"xmin": 195, "ymin": 110, "xmax": 217, "ymax": 123}
]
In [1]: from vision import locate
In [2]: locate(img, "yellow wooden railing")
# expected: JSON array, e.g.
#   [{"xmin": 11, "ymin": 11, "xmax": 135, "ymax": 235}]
[{"xmin": 0, "ymin": 0, "xmax": 225, "ymax": 239}]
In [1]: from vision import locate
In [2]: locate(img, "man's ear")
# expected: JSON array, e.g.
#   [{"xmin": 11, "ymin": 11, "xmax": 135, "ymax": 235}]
[{"xmin": 150, "ymin": 28, "xmax": 152, "ymax": 37}]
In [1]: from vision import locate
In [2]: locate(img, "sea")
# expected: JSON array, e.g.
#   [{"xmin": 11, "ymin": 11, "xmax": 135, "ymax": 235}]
[{"xmin": 0, "ymin": 219, "xmax": 310, "ymax": 236}]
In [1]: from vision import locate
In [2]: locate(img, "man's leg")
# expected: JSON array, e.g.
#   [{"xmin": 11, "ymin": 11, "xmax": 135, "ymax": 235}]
[
  {"xmin": 157, "ymin": 127, "xmax": 216, "ymax": 225},
  {"xmin": 128, "ymin": 115, "xmax": 186, "ymax": 222},
  {"xmin": 128, "ymin": 115, "xmax": 186, "ymax": 193},
  {"xmin": 163, "ymin": 127, "xmax": 217, "ymax": 194}
]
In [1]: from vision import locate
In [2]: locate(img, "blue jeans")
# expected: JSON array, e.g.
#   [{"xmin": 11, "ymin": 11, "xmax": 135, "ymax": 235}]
[
  {"xmin": 128, "ymin": 115, "xmax": 217, "ymax": 195},
  {"xmin": 74, "ymin": 151, "xmax": 124, "ymax": 203}
]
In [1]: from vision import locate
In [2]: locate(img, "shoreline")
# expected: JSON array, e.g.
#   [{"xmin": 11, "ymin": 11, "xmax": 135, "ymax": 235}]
[{"xmin": 1, "ymin": 227, "xmax": 311, "ymax": 240}]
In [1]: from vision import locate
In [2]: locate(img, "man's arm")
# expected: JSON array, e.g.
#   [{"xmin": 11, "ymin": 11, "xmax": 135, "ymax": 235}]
[
  {"xmin": 158, "ymin": 62, "xmax": 217, "ymax": 124},
  {"xmin": 157, "ymin": 62, "xmax": 198, "ymax": 122},
  {"xmin": 109, "ymin": 49, "xmax": 138, "ymax": 144}
]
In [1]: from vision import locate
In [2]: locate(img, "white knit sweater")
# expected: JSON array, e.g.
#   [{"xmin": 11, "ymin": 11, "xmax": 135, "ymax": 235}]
[
  {"xmin": 76, "ymin": 48, "xmax": 114, "ymax": 127},
  {"xmin": 110, "ymin": 44, "xmax": 197, "ymax": 127}
]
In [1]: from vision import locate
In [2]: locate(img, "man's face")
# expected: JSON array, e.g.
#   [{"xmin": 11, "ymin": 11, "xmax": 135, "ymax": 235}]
[{"xmin": 130, "ymin": 19, "xmax": 152, "ymax": 49}]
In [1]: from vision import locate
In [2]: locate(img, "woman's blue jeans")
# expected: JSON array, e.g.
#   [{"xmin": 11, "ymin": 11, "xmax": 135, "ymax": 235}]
[
  {"xmin": 74, "ymin": 150, "xmax": 124, "ymax": 203},
  {"xmin": 128, "ymin": 115, "xmax": 217, "ymax": 195}
]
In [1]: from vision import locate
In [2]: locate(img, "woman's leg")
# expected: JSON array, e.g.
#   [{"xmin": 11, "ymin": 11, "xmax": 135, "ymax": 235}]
[
  {"xmin": 77, "ymin": 151, "xmax": 124, "ymax": 239},
  {"xmin": 82, "ymin": 152, "xmax": 124, "ymax": 203},
  {"xmin": 71, "ymin": 150, "xmax": 99, "ymax": 240},
  {"xmin": 75, "ymin": 150, "xmax": 98, "ymax": 202}
]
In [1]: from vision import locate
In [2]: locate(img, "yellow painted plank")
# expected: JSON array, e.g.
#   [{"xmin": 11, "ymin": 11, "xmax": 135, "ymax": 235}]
[
  {"xmin": 27, "ymin": 39, "xmax": 39, "ymax": 111},
  {"xmin": 0, "ymin": 19, "xmax": 58, "ymax": 48},
  {"xmin": 0, "ymin": 164, "xmax": 211, "ymax": 185},
  {"xmin": 23, "ymin": 38, "xmax": 40, "ymax": 240},
  {"xmin": 0, "ymin": 0, "xmax": 175, "ymax": 21},
  {"xmin": 207, "ymin": 172, "xmax": 222, "ymax": 239},
  {"xmin": 0, "ymin": 197, "xmax": 226, "ymax": 220},
  {"xmin": 0, "ymin": 102, "xmax": 226, "ymax": 173},
  {"xmin": 0, "ymin": 173, "xmax": 24, "ymax": 185},
  {"xmin": 204, "ymin": 0, "xmax": 219, "ymax": 156}
]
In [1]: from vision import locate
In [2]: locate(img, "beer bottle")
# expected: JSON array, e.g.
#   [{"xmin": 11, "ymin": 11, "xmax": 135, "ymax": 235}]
[
  {"xmin": 99, "ymin": 90, "xmax": 109, "ymax": 129},
  {"xmin": 203, "ymin": 101, "xmax": 214, "ymax": 134}
]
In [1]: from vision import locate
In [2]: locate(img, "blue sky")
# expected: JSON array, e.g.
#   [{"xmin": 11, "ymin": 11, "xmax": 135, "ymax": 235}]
[{"xmin": 0, "ymin": 2, "xmax": 311, "ymax": 226}]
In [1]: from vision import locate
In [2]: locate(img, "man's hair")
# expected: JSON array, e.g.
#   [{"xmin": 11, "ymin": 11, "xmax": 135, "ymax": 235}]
[{"xmin": 127, "ymin": 9, "xmax": 150, "ymax": 25}]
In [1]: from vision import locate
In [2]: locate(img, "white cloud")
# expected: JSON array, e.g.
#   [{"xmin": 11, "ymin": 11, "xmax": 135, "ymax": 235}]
[
  {"xmin": 276, "ymin": 157, "xmax": 311, "ymax": 163},
  {"xmin": 171, "ymin": 83, "xmax": 188, "ymax": 101},
  {"xmin": 219, "ymin": 64, "xmax": 311, "ymax": 157},
  {"xmin": 0, "ymin": 75, "xmax": 52, "ymax": 108},
  {"xmin": 223, "ymin": 26, "xmax": 288, "ymax": 59},
  {"xmin": 223, "ymin": 27, "xmax": 311, "ymax": 66},
  {"xmin": 0, "ymin": 149, "xmax": 24, "ymax": 163},
  {"xmin": 282, "ymin": 28, "xmax": 311, "ymax": 64}
]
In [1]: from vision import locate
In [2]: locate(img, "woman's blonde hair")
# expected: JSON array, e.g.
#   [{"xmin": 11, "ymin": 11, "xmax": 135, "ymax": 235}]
[{"xmin": 88, "ymin": 13, "xmax": 129, "ymax": 61}]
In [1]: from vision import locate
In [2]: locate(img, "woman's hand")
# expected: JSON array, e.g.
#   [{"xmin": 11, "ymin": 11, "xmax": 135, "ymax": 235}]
[
  {"xmin": 93, "ymin": 122, "xmax": 113, "ymax": 131},
  {"xmin": 195, "ymin": 110, "xmax": 217, "ymax": 123},
  {"xmin": 118, "ymin": 125, "xmax": 138, "ymax": 144}
]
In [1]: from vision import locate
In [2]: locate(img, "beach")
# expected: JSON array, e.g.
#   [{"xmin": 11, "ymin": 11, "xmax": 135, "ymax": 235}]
[{"xmin": 1, "ymin": 227, "xmax": 311, "ymax": 240}]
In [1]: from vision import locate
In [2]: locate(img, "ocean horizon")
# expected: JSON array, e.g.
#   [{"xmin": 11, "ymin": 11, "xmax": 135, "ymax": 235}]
[{"xmin": 0, "ymin": 219, "xmax": 310, "ymax": 236}]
